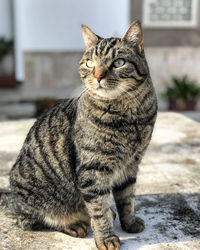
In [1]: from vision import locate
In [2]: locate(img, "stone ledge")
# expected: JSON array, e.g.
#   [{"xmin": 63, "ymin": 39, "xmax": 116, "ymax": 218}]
[{"xmin": 0, "ymin": 112, "xmax": 200, "ymax": 249}]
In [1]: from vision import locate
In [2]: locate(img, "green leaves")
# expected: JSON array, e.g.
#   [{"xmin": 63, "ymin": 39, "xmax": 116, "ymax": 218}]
[
  {"xmin": 0, "ymin": 37, "xmax": 13, "ymax": 60},
  {"xmin": 161, "ymin": 75, "xmax": 200, "ymax": 103}
]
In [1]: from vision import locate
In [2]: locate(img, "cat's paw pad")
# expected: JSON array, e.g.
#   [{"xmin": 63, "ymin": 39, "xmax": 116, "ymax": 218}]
[
  {"xmin": 64, "ymin": 221, "xmax": 88, "ymax": 238},
  {"xmin": 96, "ymin": 235, "xmax": 121, "ymax": 250},
  {"xmin": 122, "ymin": 217, "xmax": 145, "ymax": 233}
]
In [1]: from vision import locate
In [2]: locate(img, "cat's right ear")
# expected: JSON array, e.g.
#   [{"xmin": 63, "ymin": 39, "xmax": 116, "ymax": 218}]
[
  {"xmin": 122, "ymin": 21, "xmax": 144, "ymax": 53},
  {"xmin": 81, "ymin": 25, "xmax": 99, "ymax": 49}
]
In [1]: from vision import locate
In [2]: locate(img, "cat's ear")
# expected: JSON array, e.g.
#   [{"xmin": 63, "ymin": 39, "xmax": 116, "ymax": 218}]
[
  {"xmin": 81, "ymin": 25, "xmax": 99, "ymax": 49},
  {"xmin": 122, "ymin": 21, "xmax": 143, "ymax": 53}
]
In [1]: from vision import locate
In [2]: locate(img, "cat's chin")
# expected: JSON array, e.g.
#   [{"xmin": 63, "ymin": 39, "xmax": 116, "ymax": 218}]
[{"xmin": 92, "ymin": 87, "xmax": 121, "ymax": 99}]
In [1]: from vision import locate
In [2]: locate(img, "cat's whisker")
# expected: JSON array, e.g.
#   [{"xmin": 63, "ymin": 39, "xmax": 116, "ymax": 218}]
[
  {"xmin": 64, "ymin": 87, "xmax": 89, "ymax": 112},
  {"xmin": 79, "ymin": 87, "xmax": 89, "ymax": 99},
  {"xmin": 118, "ymin": 85, "xmax": 136, "ymax": 101},
  {"xmin": 118, "ymin": 86, "xmax": 145, "ymax": 114},
  {"xmin": 130, "ymin": 88, "xmax": 146, "ymax": 115},
  {"xmin": 77, "ymin": 87, "xmax": 90, "ymax": 108}
]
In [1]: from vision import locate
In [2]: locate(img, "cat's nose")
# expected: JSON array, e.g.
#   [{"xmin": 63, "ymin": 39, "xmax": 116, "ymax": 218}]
[
  {"xmin": 94, "ymin": 75, "xmax": 103, "ymax": 83},
  {"xmin": 94, "ymin": 67, "xmax": 106, "ymax": 82}
]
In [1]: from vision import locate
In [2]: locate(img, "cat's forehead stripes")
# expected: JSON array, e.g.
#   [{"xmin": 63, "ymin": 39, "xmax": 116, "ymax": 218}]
[
  {"xmin": 94, "ymin": 38, "xmax": 121, "ymax": 58},
  {"xmin": 84, "ymin": 49, "xmax": 94, "ymax": 59},
  {"xmin": 83, "ymin": 38, "xmax": 133, "ymax": 61},
  {"xmin": 103, "ymin": 39, "xmax": 118, "ymax": 56}
]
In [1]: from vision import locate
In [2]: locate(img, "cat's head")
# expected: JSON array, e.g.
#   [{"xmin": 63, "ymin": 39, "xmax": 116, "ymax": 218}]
[{"xmin": 79, "ymin": 21, "xmax": 149, "ymax": 99}]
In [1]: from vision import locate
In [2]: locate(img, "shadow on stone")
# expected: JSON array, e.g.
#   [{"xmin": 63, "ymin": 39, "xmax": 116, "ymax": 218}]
[{"xmin": 120, "ymin": 193, "xmax": 200, "ymax": 249}]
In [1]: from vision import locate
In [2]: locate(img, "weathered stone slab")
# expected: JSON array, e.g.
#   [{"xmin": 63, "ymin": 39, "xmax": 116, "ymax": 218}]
[{"xmin": 0, "ymin": 112, "xmax": 200, "ymax": 249}]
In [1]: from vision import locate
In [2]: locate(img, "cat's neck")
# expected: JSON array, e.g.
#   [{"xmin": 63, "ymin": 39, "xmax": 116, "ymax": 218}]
[
  {"xmin": 78, "ymin": 89, "xmax": 145, "ymax": 119},
  {"xmin": 77, "ymin": 79, "xmax": 156, "ymax": 121}
]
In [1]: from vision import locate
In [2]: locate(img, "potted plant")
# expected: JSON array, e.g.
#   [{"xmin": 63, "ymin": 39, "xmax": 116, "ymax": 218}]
[
  {"xmin": 161, "ymin": 75, "xmax": 200, "ymax": 111},
  {"xmin": 0, "ymin": 37, "xmax": 15, "ymax": 88},
  {"xmin": 0, "ymin": 37, "xmax": 13, "ymax": 61}
]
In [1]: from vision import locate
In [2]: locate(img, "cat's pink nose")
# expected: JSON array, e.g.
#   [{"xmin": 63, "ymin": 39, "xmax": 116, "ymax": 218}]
[
  {"xmin": 94, "ymin": 67, "xmax": 106, "ymax": 82},
  {"xmin": 94, "ymin": 75, "xmax": 102, "ymax": 82}
]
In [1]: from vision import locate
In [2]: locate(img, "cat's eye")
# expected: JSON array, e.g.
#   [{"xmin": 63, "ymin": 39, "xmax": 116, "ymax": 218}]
[
  {"xmin": 113, "ymin": 59, "xmax": 125, "ymax": 68},
  {"xmin": 86, "ymin": 60, "xmax": 95, "ymax": 68}
]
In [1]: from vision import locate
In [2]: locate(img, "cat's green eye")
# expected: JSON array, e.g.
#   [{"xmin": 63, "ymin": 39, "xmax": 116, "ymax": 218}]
[
  {"xmin": 86, "ymin": 60, "xmax": 95, "ymax": 68},
  {"xmin": 113, "ymin": 59, "xmax": 125, "ymax": 68}
]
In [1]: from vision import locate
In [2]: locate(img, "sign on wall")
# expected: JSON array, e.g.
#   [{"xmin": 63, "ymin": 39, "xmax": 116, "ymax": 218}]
[{"xmin": 143, "ymin": 0, "xmax": 198, "ymax": 27}]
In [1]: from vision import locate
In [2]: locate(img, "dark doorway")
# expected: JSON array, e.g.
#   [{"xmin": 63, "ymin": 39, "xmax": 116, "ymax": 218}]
[{"xmin": 0, "ymin": 0, "xmax": 15, "ymax": 88}]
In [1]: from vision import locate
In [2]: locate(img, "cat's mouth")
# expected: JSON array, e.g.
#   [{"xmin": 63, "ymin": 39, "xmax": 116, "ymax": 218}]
[
  {"xmin": 90, "ymin": 81, "xmax": 122, "ymax": 99},
  {"xmin": 86, "ymin": 78, "xmax": 123, "ymax": 99},
  {"xmin": 95, "ymin": 82, "xmax": 107, "ymax": 90},
  {"xmin": 93, "ymin": 79, "xmax": 115, "ymax": 91}
]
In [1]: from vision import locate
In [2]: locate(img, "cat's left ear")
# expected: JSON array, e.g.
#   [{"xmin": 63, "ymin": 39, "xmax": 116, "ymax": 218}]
[
  {"xmin": 81, "ymin": 25, "xmax": 99, "ymax": 49},
  {"xmin": 122, "ymin": 21, "xmax": 143, "ymax": 53}
]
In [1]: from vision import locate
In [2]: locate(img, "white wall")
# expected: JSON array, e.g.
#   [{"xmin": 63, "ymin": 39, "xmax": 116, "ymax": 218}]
[
  {"xmin": 14, "ymin": 0, "xmax": 130, "ymax": 81},
  {"xmin": 0, "ymin": 0, "xmax": 13, "ymax": 39},
  {"xmin": 145, "ymin": 47, "xmax": 200, "ymax": 110}
]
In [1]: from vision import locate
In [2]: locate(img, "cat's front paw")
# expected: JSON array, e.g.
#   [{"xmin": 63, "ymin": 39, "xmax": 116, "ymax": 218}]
[
  {"xmin": 64, "ymin": 221, "xmax": 88, "ymax": 238},
  {"xmin": 95, "ymin": 235, "xmax": 121, "ymax": 250},
  {"xmin": 122, "ymin": 217, "xmax": 145, "ymax": 233}
]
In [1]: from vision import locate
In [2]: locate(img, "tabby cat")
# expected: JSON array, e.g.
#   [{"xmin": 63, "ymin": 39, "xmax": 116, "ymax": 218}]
[{"xmin": 3, "ymin": 21, "xmax": 157, "ymax": 250}]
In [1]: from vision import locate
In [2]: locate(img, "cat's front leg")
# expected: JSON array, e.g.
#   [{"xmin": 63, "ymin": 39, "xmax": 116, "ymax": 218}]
[
  {"xmin": 113, "ymin": 176, "xmax": 145, "ymax": 233},
  {"xmin": 77, "ymin": 164, "xmax": 120, "ymax": 250},
  {"xmin": 85, "ymin": 196, "xmax": 120, "ymax": 250}
]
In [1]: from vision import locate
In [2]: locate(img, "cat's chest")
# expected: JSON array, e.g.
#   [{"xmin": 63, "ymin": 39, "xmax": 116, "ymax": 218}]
[{"xmin": 74, "ymin": 112, "xmax": 152, "ymax": 159}]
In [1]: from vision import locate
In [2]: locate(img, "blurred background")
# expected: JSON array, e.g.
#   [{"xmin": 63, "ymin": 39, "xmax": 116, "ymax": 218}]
[{"xmin": 0, "ymin": 0, "xmax": 200, "ymax": 120}]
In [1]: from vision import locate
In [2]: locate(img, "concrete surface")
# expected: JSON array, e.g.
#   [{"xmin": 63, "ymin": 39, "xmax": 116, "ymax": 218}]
[{"xmin": 0, "ymin": 112, "xmax": 200, "ymax": 250}]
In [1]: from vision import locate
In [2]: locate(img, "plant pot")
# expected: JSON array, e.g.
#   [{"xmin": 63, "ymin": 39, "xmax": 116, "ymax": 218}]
[
  {"xmin": 168, "ymin": 98, "xmax": 196, "ymax": 111},
  {"xmin": 0, "ymin": 75, "xmax": 16, "ymax": 88}
]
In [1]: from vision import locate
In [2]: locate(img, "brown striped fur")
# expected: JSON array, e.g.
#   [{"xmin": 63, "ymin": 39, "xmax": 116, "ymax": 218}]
[{"xmin": 4, "ymin": 21, "xmax": 157, "ymax": 250}]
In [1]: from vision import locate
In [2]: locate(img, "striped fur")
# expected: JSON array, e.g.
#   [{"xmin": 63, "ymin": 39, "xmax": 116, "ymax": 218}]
[{"xmin": 6, "ymin": 21, "xmax": 157, "ymax": 250}]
